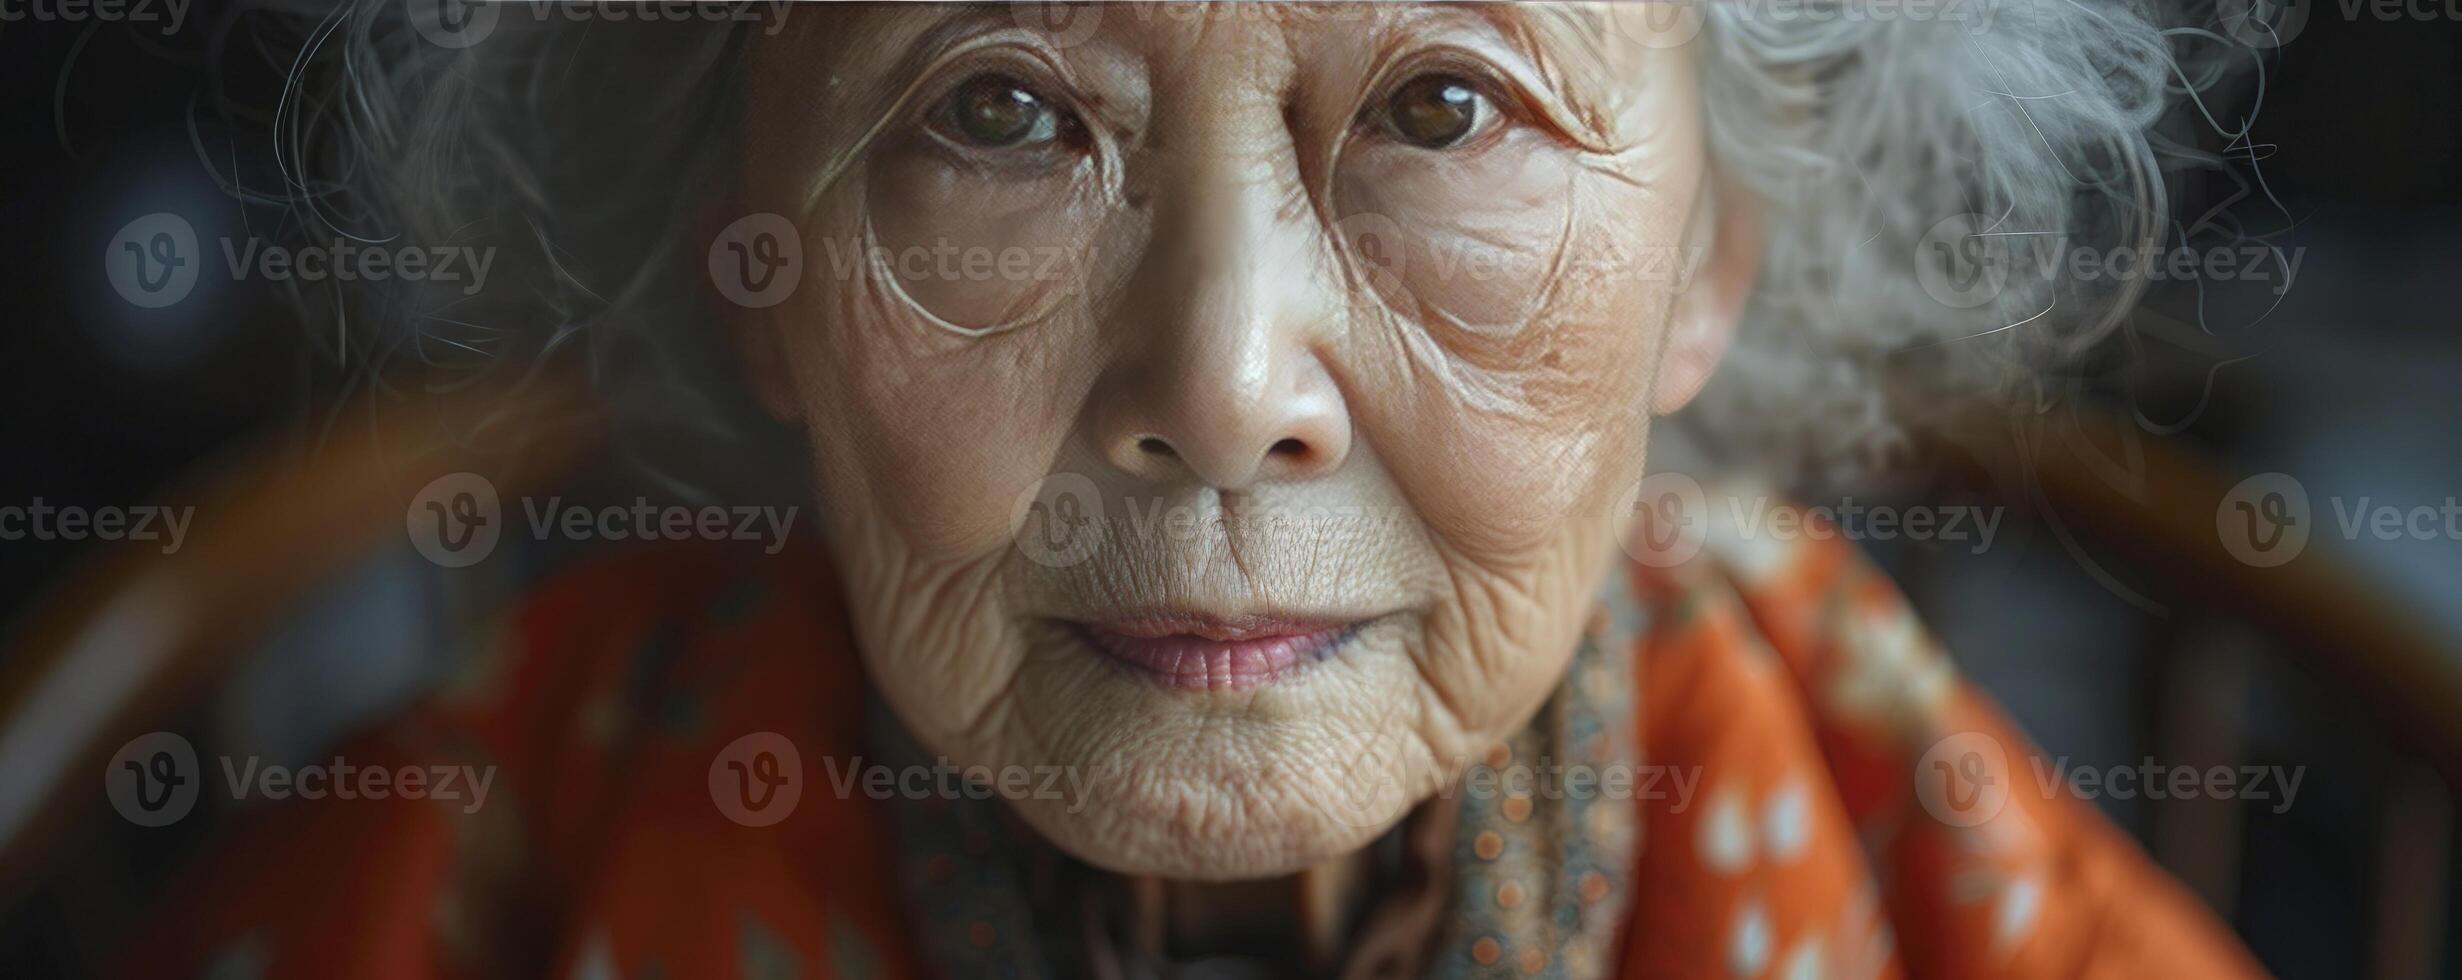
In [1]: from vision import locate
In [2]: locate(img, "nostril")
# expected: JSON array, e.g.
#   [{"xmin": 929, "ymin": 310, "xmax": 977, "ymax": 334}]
[
  {"xmin": 1137, "ymin": 436, "xmax": 1175, "ymax": 458},
  {"xmin": 1269, "ymin": 438, "xmax": 1308, "ymax": 458}
]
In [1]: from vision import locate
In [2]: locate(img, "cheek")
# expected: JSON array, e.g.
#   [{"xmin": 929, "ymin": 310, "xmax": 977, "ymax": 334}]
[
  {"xmin": 1347, "ymin": 168, "xmax": 1689, "ymax": 558},
  {"xmin": 864, "ymin": 146, "xmax": 1108, "ymax": 332},
  {"xmin": 1333, "ymin": 130, "xmax": 1576, "ymax": 333},
  {"xmin": 779, "ymin": 188, "xmax": 1098, "ymax": 562}
]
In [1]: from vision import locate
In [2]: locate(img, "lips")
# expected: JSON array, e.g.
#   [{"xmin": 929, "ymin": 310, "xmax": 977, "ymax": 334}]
[{"xmin": 1067, "ymin": 613, "xmax": 1365, "ymax": 691}]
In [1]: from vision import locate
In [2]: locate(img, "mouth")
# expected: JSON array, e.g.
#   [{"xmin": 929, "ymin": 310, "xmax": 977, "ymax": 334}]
[{"xmin": 1062, "ymin": 612, "xmax": 1376, "ymax": 691}]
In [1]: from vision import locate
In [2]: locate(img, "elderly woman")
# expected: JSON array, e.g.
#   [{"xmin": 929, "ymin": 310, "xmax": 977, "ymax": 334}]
[{"xmin": 128, "ymin": 2, "xmax": 2264, "ymax": 977}]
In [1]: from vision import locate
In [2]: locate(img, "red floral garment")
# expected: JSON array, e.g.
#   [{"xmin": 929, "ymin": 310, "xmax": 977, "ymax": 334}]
[{"xmin": 117, "ymin": 499, "xmax": 2264, "ymax": 979}]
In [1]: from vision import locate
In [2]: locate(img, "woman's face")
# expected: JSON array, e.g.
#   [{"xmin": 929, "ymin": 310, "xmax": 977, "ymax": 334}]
[{"xmin": 736, "ymin": 3, "xmax": 1741, "ymax": 879}]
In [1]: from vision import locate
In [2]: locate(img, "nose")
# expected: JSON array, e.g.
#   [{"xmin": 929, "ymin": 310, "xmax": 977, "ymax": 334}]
[
  {"xmin": 1087, "ymin": 139, "xmax": 1351, "ymax": 492},
  {"xmin": 1096, "ymin": 352, "xmax": 1352, "ymax": 489}
]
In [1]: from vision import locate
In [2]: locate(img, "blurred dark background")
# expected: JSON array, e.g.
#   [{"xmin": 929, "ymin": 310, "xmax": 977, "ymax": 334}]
[{"xmin": 3, "ymin": 3, "xmax": 2461, "ymax": 978}]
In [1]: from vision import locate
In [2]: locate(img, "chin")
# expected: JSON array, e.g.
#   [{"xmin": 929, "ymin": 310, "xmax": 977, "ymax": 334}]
[
  {"xmin": 992, "ymin": 622, "xmax": 1450, "ymax": 879},
  {"xmin": 1005, "ymin": 741, "xmax": 1428, "ymax": 881}
]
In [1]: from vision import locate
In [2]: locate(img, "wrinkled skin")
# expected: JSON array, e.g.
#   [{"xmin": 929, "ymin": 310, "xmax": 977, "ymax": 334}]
[{"xmin": 734, "ymin": 3, "xmax": 1756, "ymax": 881}]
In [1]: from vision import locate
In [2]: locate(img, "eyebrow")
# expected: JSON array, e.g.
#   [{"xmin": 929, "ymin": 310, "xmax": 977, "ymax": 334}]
[
  {"xmin": 1475, "ymin": 4, "xmax": 1616, "ymax": 109},
  {"xmin": 879, "ymin": 5, "xmax": 1022, "ymax": 88},
  {"xmin": 1478, "ymin": 3, "xmax": 1612, "ymax": 68}
]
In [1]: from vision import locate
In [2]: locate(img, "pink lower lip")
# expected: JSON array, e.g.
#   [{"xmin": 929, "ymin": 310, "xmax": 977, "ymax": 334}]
[{"xmin": 1070, "ymin": 620, "xmax": 1360, "ymax": 691}]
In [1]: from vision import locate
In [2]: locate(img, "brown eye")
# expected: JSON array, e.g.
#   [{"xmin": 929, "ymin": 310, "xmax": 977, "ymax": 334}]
[
  {"xmin": 1379, "ymin": 73, "xmax": 1487, "ymax": 149},
  {"xmin": 933, "ymin": 74, "xmax": 1065, "ymax": 149}
]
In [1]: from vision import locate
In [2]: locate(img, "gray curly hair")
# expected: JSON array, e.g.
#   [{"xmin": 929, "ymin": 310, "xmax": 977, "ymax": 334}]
[{"xmin": 232, "ymin": 0, "xmax": 2260, "ymax": 492}]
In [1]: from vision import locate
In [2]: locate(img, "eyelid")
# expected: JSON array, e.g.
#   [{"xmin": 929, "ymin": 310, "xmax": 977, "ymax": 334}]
[
  {"xmin": 1360, "ymin": 43, "xmax": 1604, "ymax": 153},
  {"xmin": 904, "ymin": 34, "xmax": 1120, "ymax": 181},
  {"xmin": 912, "ymin": 40, "xmax": 1079, "ymax": 134},
  {"xmin": 923, "ymin": 74, "xmax": 1060, "ymax": 152},
  {"xmin": 804, "ymin": 28, "xmax": 1105, "ymax": 212},
  {"xmin": 1361, "ymin": 63, "xmax": 1509, "ymax": 151}
]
